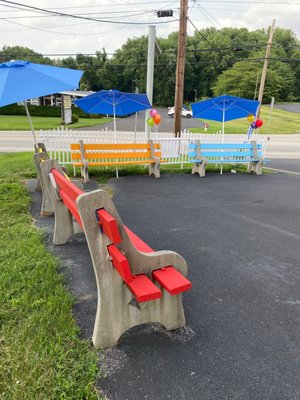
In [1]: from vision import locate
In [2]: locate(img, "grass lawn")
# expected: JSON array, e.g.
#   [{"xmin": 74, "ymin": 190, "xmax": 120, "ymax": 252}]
[
  {"xmin": 0, "ymin": 115, "xmax": 112, "ymax": 130},
  {"xmin": 0, "ymin": 152, "xmax": 101, "ymax": 400},
  {"xmin": 189, "ymin": 105, "xmax": 300, "ymax": 135},
  {"xmin": 0, "ymin": 151, "xmax": 256, "ymax": 399}
]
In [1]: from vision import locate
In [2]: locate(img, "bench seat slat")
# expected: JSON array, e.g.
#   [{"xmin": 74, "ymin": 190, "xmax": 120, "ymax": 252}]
[
  {"xmin": 108, "ymin": 244, "xmax": 132, "ymax": 283},
  {"xmin": 127, "ymin": 274, "xmax": 162, "ymax": 303},
  {"xmin": 71, "ymin": 152, "xmax": 161, "ymax": 160},
  {"xmin": 72, "ymin": 160, "xmax": 159, "ymax": 167},
  {"xmin": 206, "ymin": 157, "xmax": 261, "ymax": 163},
  {"xmin": 97, "ymin": 209, "xmax": 121, "ymax": 244},
  {"xmin": 83, "ymin": 151, "xmax": 161, "ymax": 160},
  {"xmin": 71, "ymin": 143, "xmax": 160, "ymax": 151},
  {"xmin": 59, "ymin": 190, "xmax": 82, "ymax": 228},
  {"xmin": 152, "ymin": 267, "xmax": 192, "ymax": 295},
  {"xmin": 189, "ymin": 143, "xmax": 262, "ymax": 150},
  {"xmin": 125, "ymin": 226, "xmax": 154, "ymax": 253},
  {"xmin": 51, "ymin": 168, "xmax": 84, "ymax": 201},
  {"xmin": 188, "ymin": 150, "xmax": 260, "ymax": 158}
]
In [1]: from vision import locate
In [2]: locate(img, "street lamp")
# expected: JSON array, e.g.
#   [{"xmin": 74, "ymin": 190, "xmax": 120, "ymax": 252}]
[{"xmin": 194, "ymin": 89, "xmax": 197, "ymax": 102}]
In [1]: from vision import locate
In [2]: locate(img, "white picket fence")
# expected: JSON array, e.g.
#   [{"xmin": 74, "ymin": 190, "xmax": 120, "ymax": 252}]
[{"xmin": 39, "ymin": 127, "xmax": 269, "ymax": 166}]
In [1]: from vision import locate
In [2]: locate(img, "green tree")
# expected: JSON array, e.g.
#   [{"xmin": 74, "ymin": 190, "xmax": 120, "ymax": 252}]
[
  {"xmin": 0, "ymin": 45, "xmax": 52, "ymax": 64},
  {"xmin": 212, "ymin": 60, "xmax": 294, "ymax": 103}
]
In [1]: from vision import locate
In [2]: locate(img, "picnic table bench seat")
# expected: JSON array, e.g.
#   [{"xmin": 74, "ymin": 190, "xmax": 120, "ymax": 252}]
[
  {"xmin": 188, "ymin": 139, "xmax": 265, "ymax": 177},
  {"xmin": 37, "ymin": 156, "xmax": 191, "ymax": 348},
  {"xmin": 71, "ymin": 140, "xmax": 162, "ymax": 182}
]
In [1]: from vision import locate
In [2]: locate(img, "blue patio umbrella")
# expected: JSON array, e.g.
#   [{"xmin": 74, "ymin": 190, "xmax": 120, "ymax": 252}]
[
  {"xmin": 74, "ymin": 89, "xmax": 152, "ymax": 142},
  {"xmin": 191, "ymin": 94, "xmax": 260, "ymax": 137},
  {"xmin": 0, "ymin": 60, "xmax": 83, "ymax": 146}
]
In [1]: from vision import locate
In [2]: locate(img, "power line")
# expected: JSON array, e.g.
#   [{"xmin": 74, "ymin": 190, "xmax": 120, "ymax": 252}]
[
  {"xmin": 187, "ymin": 18, "xmax": 214, "ymax": 46},
  {"xmin": 192, "ymin": 0, "xmax": 300, "ymax": 4},
  {"xmin": 1, "ymin": 11, "xmax": 154, "ymax": 20},
  {"xmin": 52, "ymin": 57, "xmax": 300, "ymax": 69},
  {"xmin": 189, "ymin": 5, "xmax": 300, "ymax": 16},
  {"xmin": 195, "ymin": 1, "xmax": 223, "ymax": 28},
  {"xmin": 0, "ymin": 16, "xmax": 144, "ymax": 36},
  {"xmin": 77, "ymin": 57, "xmax": 299, "ymax": 69},
  {"xmin": 0, "ymin": 0, "xmax": 179, "ymax": 25},
  {"xmin": 2, "ymin": 44, "xmax": 297, "ymax": 58}
]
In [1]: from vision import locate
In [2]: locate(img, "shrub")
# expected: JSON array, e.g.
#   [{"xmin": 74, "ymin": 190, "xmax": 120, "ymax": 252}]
[
  {"xmin": 71, "ymin": 114, "xmax": 79, "ymax": 124},
  {"xmin": 0, "ymin": 103, "xmax": 92, "ymax": 118}
]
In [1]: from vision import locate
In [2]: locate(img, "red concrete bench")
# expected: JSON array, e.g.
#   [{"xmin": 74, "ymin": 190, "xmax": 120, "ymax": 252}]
[
  {"xmin": 39, "ymin": 159, "xmax": 191, "ymax": 348},
  {"xmin": 51, "ymin": 168, "xmax": 191, "ymax": 303}
]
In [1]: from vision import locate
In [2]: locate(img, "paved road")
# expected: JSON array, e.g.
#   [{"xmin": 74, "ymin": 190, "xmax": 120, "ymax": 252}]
[
  {"xmin": 265, "ymin": 134, "xmax": 300, "ymax": 160},
  {"xmin": 30, "ymin": 171, "xmax": 300, "ymax": 400},
  {"xmin": 275, "ymin": 103, "xmax": 300, "ymax": 114},
  {"xmin": 76, "ymin": 107, "xmax": 204, "ymax": 132},
  {"xmin": 0, "ymin": 131, "xmax": 37, "ymax": 152}
]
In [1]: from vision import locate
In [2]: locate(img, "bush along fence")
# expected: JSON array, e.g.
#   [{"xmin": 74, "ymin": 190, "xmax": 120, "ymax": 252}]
[
  {"xmin": 0, "ymin": 103, "xmax": 91, "ymax": 118},
  {"xmin": 39, "ymin": 127, "xmax": 269, "ymax": 168}
]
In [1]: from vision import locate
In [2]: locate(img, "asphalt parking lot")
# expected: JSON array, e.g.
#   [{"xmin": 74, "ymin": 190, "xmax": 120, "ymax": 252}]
[
  {"xmin": 30, "ymin": 167, "xmax": 300, "ymax": 400},
  {"xmin": 76, "ymin": 107, "xmax": 204, "ymax": 132}
]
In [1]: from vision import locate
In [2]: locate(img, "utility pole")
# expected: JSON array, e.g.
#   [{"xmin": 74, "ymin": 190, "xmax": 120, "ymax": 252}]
[
  {"xmin": 256, "ymin": 19, "xmax": 276, "ymax": 118},
  {"xmin": 145, "ymin": 25, "xmax": 156, "ymax": 138},
  {"xmin": 174, "ymin": 0, "xmax": 188, "ymax": 137}
]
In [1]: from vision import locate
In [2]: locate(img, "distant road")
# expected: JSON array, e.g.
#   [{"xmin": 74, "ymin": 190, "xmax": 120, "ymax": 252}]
[
  {"xmin": 0, "ymin": 131, "xmax": 36, "ymax": 152},
  {"xmin": 275, "ymin": 103, "xmax": 300, "ymax": 114},
  {"xmin": 265, "ymin": 134, "xmax": 300, "ymax": 159},
  {"xmin": 76, "ymin": 107, "xmax": 204, "ymax": 132}
]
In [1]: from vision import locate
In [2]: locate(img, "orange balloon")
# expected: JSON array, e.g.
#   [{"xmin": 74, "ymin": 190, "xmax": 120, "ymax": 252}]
[{"xmin": 153, "ymin": 113, "xmax": 161, "ymax": 125}]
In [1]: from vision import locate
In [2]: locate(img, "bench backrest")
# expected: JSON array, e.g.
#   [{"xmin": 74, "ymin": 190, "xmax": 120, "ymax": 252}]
[
  {"xmin": 50, "ymin": 168, "xmax": 84, "ymax": 227},
  {"xmin": 71, "ymin": 141, "xmax": 162, "ymax": 163},
  {"xmin": 188, "ymin": 140, "xmax": 263, "ymax": 161}
]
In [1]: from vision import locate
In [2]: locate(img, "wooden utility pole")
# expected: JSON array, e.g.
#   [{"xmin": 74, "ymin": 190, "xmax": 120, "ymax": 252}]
[
  {"xmin": 256, "ymin": 19, "xmax": 276, "ymax": 118},
  {"xmin": 174, "ymin": 0, "xmax": 188, "ymax": 137}
]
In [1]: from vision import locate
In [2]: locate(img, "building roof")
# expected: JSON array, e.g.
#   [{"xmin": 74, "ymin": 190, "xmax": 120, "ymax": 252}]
[{"xmin": 58, "ymin": 90, "xmax": 95, "ymax": 97}]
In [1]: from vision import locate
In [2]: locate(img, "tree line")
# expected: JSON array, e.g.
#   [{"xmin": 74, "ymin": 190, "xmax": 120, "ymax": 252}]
[{"xmin": 1, "ymin": 26, "xmax": 299, "ymax": 106}]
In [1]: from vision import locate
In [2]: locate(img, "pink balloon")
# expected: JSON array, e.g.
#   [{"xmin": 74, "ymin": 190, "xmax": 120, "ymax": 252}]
[{"xmin": 150, "ymin": 109, "xmax": 158, "ymax": 118}]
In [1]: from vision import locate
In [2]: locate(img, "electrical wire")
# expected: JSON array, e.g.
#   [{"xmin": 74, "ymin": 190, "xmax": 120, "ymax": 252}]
[
  {"xmin": 187, "ymin": 18, "xmax": 214, "ymax": 46},
  {"xmin": 1, "ymin": 11, "xmax": 155, "ymax": 20},
  {"xmin": 0, "ymin": 0, "xmax": 180, "ymax": 25},
  {"xmin": 0, "ymin": 16, "xmax": 151, "ymax": 36},
  {"xmin": 2, "ymin": 43, "xmax": 298, "ymax": 58},
  {"xmin": 1, "ymin": 50, "xmax": 298, "ymax": 66},
  {"xmin": 195, "ymin": 1, "xmax": 223, "ymax": 28},
  {"xmin": 192, "ymin": 0, "xmax": 300, "ymax": 4}
]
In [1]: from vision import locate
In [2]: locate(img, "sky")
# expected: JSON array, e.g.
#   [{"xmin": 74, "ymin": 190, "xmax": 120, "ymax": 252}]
[{"xmin": 0, "ymin": 0, "xmax": 299, "ymax": 58}]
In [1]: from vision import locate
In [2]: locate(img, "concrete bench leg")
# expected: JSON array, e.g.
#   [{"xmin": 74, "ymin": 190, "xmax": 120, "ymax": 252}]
[
  {"xmin": 248, "ymin": 160, "xmax": 263, "ymax": 176},
  {"xmin": 80, "ymin": 164, "xmax": 89, "ymax": 183},
  {"xmin": 192, "ymin": 160, "xmax": 207, "ymax": 177},
  {"xmin": 39, "ymin": 160, "xmax": 78, "ymax": 244},
  {"xmin": 149, "ymin": 161, "xmax": 160, "ymax": 179},
  {"xmin": 34, "ymin": 152, "xmax": 54, "ymax": 216},
  {"xmin": 34, "ymin": 177, "xmax": 42, "ymax": 192}
]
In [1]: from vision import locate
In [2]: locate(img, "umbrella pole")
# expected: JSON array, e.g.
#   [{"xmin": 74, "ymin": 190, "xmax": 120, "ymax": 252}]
[
  {"xmin": 113, "ymin": 106, "xmax": 117, "ymax": 144},
  {"xmin": 24, "ymin": 101, "xmax": 38, "ymax": 148},
  {"xmin": 113, "ymin": 103, "xmax": 119, "ymax": 178},
  {"xmin": 134, "ymin": 112, "xmax": 138, "ymax": 143},
  {"xmin": 221, "ymin": 108, "xmax": 225, "ymax": 175}
]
